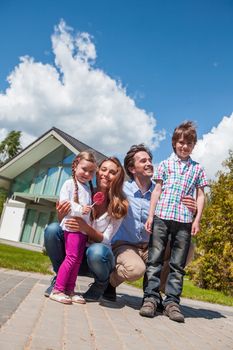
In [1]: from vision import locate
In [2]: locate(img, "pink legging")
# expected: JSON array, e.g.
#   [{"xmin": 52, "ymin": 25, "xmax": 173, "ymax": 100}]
[{"xmin": 54, "ymin": 231, "xmax": 87, "ymax": 293}]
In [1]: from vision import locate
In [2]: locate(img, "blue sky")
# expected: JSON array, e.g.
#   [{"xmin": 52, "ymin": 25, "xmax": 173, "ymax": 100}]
[{"xmin": 0, "ymin": 0, "xmax": 233, "ymax": 178}]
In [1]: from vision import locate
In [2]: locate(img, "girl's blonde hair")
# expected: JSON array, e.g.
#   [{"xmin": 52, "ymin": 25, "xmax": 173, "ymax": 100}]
[
  {"xmin": 72, "ymin": 151, "xmax": 97, "ymax": 203},
  {"xmin": 96, "ymin": 157, "xmax": 128, "ymax": 220}
]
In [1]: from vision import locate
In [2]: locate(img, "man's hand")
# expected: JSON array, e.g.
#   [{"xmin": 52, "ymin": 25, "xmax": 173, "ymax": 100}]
[
  {"xmin": 182, "ymin": 196, "xmax": 197, "ymax": 213},
  {"xmin": 56, "ymin": 201, "xmax": 71, "ymax": 222},
  {"xmin": 145, "ymin": 216, "xmax": 153, "ymax": 234},
  {"xmin": 82, "ymin": 205, "xmax": 92, "ymax": 215},
  {"xmin": 191, "ymin": 219, "xmax": 200, "ymax": 236}
]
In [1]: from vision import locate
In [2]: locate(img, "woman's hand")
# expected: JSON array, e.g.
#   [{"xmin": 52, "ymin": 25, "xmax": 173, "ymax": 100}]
[
  {"xmin": 65, "ymin": 217, "xmax": 88, "ymax": 232},
  {"xmin": 181, "ymin": 196, "xmax": 197, "ymax": 213},
  {"xmin": 56, "ymin": 201, "xmax": 71, "ymax": 222}
]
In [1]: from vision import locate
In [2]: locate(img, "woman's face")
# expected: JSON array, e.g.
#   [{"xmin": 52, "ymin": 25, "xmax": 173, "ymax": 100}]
[{"xmin": 97, "ymin": 160, "xmax": 119, "ymax": 190}]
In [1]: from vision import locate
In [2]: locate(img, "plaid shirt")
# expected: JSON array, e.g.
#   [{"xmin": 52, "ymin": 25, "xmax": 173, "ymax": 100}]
[{"xmin": 154, "ymin": 153, "xmax": 209, "ymax": 223}]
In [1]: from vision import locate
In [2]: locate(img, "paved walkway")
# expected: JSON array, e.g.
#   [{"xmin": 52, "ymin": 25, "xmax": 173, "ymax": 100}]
[{"xmin": 0, "ymin": 268, "xmax": 232, "ymax": 350}]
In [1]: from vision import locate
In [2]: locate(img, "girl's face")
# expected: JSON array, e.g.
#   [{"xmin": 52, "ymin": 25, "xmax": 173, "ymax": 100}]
[
  {"xmin": 97, "ymin": 160, "xmax": 119, "ymax": 190},
  {"xmin": 75, "ymin": 159, "xmax": 96, "ymax": 183}
]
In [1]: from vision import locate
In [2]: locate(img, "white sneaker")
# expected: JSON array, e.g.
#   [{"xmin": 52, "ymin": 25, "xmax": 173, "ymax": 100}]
[
  {"xmin": 50, "ymin": 291, "xmax": 72, "ymax": 304},
  {"xmin": 71, "ymin": 293, "xmax": 86, "ymax": 304}
]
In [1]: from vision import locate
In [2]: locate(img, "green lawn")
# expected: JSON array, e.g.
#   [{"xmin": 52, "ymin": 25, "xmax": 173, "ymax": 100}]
[
  {"xmin": 128, "ymin": 277, "xmax": 233, "ymax": 307},
  {"xmin": 0, "ymin": 243, "xmax": 232, "ymax": 306},
  {"xmin": 0, "ymin": 243, "xmax": 52, "ymax": 275}
]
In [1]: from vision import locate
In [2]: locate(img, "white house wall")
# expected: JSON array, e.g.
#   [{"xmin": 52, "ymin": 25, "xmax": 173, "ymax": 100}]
[{"xmin": 0, "ymin": 200, "xmax": 26, "ymax": 242}]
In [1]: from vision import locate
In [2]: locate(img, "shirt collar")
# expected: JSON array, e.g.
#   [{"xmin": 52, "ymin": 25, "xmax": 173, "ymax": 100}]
[
  {"xmin": 170, "ymin": 152, "xmax": 192, "ymax": 164},
  {"xmin": 130, "ymin": 179, "xmax": 154, "ymax": 196}
]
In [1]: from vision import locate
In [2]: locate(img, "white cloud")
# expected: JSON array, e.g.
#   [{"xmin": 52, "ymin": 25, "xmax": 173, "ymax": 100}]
[
  {"xmin": 0, "ymin": 20, "xmax": 165, "ymax": 156},
  {"xmin": 192, "ymin": 114, "xmax": 233, "ymax": 179}
]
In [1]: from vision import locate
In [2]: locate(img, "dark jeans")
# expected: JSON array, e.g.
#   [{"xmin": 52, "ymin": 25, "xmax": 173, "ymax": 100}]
[
  {"xmin": 144, "ymin": 216, "xmax": 191, "ymax": 305},
  {"xmin": 44, "ymin": 222, "xmax": 114, "ymax": 283}
]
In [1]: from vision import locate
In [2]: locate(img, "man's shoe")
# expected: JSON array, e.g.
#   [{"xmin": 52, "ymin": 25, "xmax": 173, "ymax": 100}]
[
  {"xmin": 164, "ymin": 302, "xmax": 185, "ymax": 323},
  {"xmin": 102, "ymin": 283, "xmax": 116, "ymax": 302},
  {"xmin": 83, "ymin": 282, "xmax": 106, "ymax": 302},
  {"xmin": 44, "ymin": 276, "xmax": 57, "ymax": 297},
  {"xmin": 139, "ymin": 297, "xmax": 157, "ymax": 318}
]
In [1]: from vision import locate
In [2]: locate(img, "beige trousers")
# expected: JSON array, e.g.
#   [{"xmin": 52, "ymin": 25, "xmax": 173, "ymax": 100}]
[{"xmin": 110, "ymin": 240, "xmax": 195, "ymax": 291}]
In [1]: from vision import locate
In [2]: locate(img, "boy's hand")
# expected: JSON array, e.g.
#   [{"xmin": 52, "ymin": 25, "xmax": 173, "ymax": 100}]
[
  {"xmin": 82, "ymin": 205, "xmax": 92, "ymax": 215},
  {"xmin": 191, "ymin": 219, "xmax": 200, "ymax": 236},
  {"xmin": 145, "ymin": 217, "xmax": 153, "ymax": 234}
]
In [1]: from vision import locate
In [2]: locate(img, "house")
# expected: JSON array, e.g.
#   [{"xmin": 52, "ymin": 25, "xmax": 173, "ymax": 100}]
[{"xmin": 0, "ymin": 127, "xmax": 106, "ymax": 248}]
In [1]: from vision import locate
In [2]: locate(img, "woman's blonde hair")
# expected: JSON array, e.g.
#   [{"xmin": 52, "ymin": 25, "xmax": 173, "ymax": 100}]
[
  {"xmin": 72, "ymin": 151, "xmax": 97, "ymax": 203},
  {"xmin": 96, "ymin": 157, "xmax": 128, "ymax": 220}
]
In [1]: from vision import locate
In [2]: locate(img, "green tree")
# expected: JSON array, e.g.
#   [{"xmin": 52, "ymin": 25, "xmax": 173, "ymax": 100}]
[
  {"xmin": 0, "ymin": 130, "xmax": 22, "ymax": 165},
  {"xmin": 188, "ymin": 150, "xmax": 233, "ymax": 296}
]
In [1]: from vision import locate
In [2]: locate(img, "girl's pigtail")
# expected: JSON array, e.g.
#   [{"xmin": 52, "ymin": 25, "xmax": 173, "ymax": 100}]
[{"xmin": 72, "ymin": 159, "xmax": 79, "ymax": 204}]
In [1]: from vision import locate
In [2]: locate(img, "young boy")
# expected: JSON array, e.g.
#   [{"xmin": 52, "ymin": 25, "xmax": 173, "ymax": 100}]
[{"xmin": 140, "ymin": 121, "xmax": 208, "ymax": 322}]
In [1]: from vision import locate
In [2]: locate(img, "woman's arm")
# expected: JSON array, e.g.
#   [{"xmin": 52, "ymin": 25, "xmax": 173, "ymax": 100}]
[
  {"xmin": 64, "ymin": 217, "xmax": 103, "ymax": 242},
  {"xmin": 56, "ymin": 201, "xmax": 71, "ymax": 222}
]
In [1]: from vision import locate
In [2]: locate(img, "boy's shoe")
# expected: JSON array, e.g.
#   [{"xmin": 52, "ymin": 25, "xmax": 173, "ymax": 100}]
[
  {"xmin": 44, "ymin": 276, "xmax": 57, "ymax": 297},
  {"xmin": 163, "ymin": 302, "xmax": 185, "ymax": 323},
  {"xmin": 139, "ymin": 297, "xmax": 157, "ymax": 318},
  {"xmin": 49, "ymin": 291, "xmax": 72, "ymax": 304},
  {"xmin": 102, "ymin": 283, "xmax": 116, "ymax": 302},
  {"xmin": 83, "ymin": 282, "xmax": 106, "ymax": 302}
]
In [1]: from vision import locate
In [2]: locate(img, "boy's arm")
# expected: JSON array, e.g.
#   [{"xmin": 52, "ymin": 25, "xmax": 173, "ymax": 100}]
[
  {"xmin": 191, "ymin": 187, "xmax": 205, "ymax": 236},
  {"xmin": 145, "ymin": 181, "xmax": 162, "ymax": 233}
]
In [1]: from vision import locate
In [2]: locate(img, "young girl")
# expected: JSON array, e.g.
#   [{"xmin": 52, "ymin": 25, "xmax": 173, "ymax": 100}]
[{"xmin": 50, "ymin": 151, "xmax": 97, "ymax": 304}]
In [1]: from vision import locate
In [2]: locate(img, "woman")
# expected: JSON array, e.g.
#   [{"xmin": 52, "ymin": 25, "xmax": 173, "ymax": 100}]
[{"xmin": 44, "ymin": 157, "xmax": 128, "ymax": 302}]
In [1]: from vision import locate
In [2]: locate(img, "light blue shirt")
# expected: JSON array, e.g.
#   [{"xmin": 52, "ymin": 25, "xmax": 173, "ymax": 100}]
[{"xmin": 111, "ymin": 180, "xmax": 155, "ymax": 245}]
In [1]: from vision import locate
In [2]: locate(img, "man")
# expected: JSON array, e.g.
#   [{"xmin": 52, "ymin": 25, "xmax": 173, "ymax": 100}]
[
  {"xmin": 44, "ymin": 144, "xmax": 196, "ymax": 302},
  {"xmin": 103, "ymin": 144, "xmax": 195, "ymax": 303}
]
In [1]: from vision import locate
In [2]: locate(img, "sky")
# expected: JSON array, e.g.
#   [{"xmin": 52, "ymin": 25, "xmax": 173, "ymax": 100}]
[{"xmin": 0, "ymin": 0, "xmax": 233, "ymax": 179}]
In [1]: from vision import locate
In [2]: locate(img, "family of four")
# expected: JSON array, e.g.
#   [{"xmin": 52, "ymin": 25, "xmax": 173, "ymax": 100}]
[{"xmin": 44, "ymin": 121, "xmax": 208, "ymax": 323}]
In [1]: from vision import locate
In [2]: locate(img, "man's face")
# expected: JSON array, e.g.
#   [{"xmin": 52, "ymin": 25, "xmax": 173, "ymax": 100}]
[{"xmin": 130, "ymin": 151, "xmax": 154, "ymax": 179}]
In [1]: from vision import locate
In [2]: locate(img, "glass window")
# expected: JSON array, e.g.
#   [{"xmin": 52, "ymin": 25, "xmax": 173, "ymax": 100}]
[
  {"xmin": 56, "ymin": 167, "xmax": 72, "ymax": 195},
  {"xmin": 43, "ymin": 167, "xmax": 60, "ymax": 195},
  {"xmin": 33, "ymin": 167, "xmax": 47, "ymax": 195},
  {"xmin": 20, "ymin": 209, "xmax": 37, "ymax": 243},
  {"xmin": 11, "ymin": 168, "xmax": 35, "ymax": 193},
  {"xmin": 33, "ymin": 212, "xmax": 50, "ymax": 245},
  {"xmin": 63, "ymin": 153, "xmax": 75, "ymax": 164}
]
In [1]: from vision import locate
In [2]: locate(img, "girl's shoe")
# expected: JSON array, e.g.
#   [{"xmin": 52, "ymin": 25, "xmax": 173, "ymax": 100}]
[
  {"xmin": 71, "ymin": 293, "xmax": 86, "ymax": 304},
  {"xmin": 66, "ymin": 291, "xmax": 86, "ymax": 304},
  {"xmin": 50, "ymin": 291, "xmax": 72, "ymax": 304}
]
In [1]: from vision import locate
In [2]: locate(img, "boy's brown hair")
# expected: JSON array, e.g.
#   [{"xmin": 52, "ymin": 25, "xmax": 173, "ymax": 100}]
[{"xmin": 172, "ymin": 121, "xmax": 197, "ymax": 152}]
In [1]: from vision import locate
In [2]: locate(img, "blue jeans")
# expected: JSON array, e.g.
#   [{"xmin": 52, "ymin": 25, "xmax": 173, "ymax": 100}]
[
  {"xmin": 44, "ymin": 222, "xmax": 115, "ymax": 283},
  {"xmin": 86, "ymin": 243, "xmax": 115, "ymax": 284},
  {"xmin": 144, "ymin": 216, "xmax": 191, "ymax": 305}
]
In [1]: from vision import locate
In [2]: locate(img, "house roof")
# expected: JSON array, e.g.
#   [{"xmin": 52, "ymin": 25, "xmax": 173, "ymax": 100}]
[{"xmin": 0, "ymin": 127, "xmax": 107, "ymax": 186}]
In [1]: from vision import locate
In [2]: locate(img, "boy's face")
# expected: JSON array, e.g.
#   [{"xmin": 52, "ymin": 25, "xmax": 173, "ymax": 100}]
[{"xmin": 174, "ymin": 135, "xmax": 195, "ymax": 160}]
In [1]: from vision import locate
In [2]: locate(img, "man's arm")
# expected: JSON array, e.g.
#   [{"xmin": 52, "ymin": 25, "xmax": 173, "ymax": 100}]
[
  {"xmin": 145, "ymin": 181, "xmax": 162, "ymax": 233},
  {"xmin": 191, "ymin": 187, "xmax": 205, "ymax": 236}
]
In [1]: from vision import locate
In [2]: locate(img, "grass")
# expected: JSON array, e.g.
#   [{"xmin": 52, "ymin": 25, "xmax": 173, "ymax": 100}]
[
  {"xmin": 0, "ymin": 243, "xmax": 232, "ymax": 306},
  {"xmin": 127, "ymin": 277, "xmax": 233, "ymax": 307},
  {"xmin": 0, "ymin": 243, "xmax": 52, "ymax": 275}
]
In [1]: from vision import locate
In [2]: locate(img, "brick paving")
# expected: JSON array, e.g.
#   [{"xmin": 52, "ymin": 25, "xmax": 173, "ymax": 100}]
[{"xmin": 0, "ymin": 268, "xmax": 232, "ymax": 350}]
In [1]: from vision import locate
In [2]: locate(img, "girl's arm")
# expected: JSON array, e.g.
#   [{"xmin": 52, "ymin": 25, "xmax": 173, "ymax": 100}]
[{"xmin": 191, "ymin": 187, "xmax": 205, "ymax": 236}]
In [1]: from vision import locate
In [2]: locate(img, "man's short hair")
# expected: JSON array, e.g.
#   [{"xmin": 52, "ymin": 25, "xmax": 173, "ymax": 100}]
[
  {"xmin": 172, "ymin": 121, "xmax": 197, "ymax": 152},
  {"xmin": 124, "ymin": 144, "xmax": 152, "ymax": 179}
]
